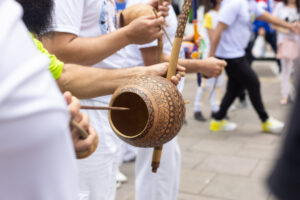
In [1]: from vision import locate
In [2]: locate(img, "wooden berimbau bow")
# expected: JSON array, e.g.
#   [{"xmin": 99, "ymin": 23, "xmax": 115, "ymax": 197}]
[{"xmin": 151, "ymin": 0, "xmax": 193, "ymax": 173}]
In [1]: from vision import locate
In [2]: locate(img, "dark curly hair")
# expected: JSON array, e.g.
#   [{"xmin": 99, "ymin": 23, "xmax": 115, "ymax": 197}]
[
  {"xmin": 17, "ymin": 0, "xmax": 54, "ymax": 36},
  {"xmin": 204, "ymin": 0, "xmax": 218, "ymax": 13}
]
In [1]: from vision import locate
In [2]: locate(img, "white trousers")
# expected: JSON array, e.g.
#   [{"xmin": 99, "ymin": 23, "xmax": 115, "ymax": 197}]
[
  {"xmin": 119, "ymin": 142, "xmax": 137, "ymax": 166},
  {"xmin": 135, "ymin": 137, "xmax": 181, "ymax": 200},
  {"xmin": 194, "ymin": 73, "xmax": 224, "ymax": 112},
  {"xmin": 280, "ymin": 58, "xmax": 294, "ymax": 98},
  {"xmin": 78, "ymin": 100, "xmax": 121, "ymax": 200}
]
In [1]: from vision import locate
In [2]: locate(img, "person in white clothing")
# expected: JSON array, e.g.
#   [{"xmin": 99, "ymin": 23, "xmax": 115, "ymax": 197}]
[
  {"xmin": 42, "ymin": 1, "xmax": 182, "ymax": 199},
  {"xmin": 272, "ymin": 0, "xmax": 300, "ymax": 104},
  {"xmin": 193, "ymin": 0, "xmax": 225, "ymax": 122},
  {"xmin": 0, "ymin": 0, "xmax": 90, "ymax": 199},
  {"xmin": 209, "ymin": 0, "xmax": 299, "ymax": 132},
  {"xmin": 122, "ymin": 1, "xmax": 226, "ymax": 199},
  {"xmin": 122, "ymin": 3, "xmax": 184, "ymax": 200}
]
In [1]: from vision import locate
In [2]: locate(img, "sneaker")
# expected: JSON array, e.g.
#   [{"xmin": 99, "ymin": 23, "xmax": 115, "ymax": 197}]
[
  {"xmin": 210, "ymin": 119, "xmax": 237, "ymax": 132},
  {"xmin": 194, "ymin": 111, "xmax": 207, "ymax": 122},
  {"xmin": 262, "ymin": 117, "xmax": 284, "ymax": 133},
  {"xmin": 116, "ymin": 169, "xmax": 128, "ymax": 184},
  {"xmin": 229, "ymin": 104, "xmax": 236, "ymax": 111}
]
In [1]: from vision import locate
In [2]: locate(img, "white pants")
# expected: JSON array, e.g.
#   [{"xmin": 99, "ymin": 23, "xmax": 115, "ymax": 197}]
[
  {"xmin": 78, "ymin": 100, "xmax": 121, "ymax": 200},
  {"xmin": 280, "ymin": 58, "xmax": 294, "ymax": 98},
  {"xmin": 135, "ymin": 137, "xmax": 181, "ymax": 200},
  {"xmin": 119, "ymin": 142, "xmax": 137, "ymax": 166},
  {"xmin": 194, "ymin": 73, "xmax": 224, "ymax": 112}
]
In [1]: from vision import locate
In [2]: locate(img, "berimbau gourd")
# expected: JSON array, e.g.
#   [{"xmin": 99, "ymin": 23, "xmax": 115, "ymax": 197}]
[{"xmin": 108, "ymin": 0, "xmax": 192, "ymax": 172}]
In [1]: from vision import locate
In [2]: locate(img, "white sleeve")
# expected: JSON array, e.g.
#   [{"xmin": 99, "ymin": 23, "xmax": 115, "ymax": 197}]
[
  {"xmin": 50, "ymin": 0, "xmax": 85, "ymax": 35},
  {"xmin": 253, "ymin": 1, "xmax": 266, "ymax": 18},
  {"xmin": 218, "ymin": 0, "xmax": 242, "ymax": 26}
]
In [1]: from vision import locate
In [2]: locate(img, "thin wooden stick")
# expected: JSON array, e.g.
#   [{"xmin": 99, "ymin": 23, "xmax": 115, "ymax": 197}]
[
  {"xmin": 153, "ymin": 9, "xmax": 172, "ymax": 46},
  {"xmin": 80, "ymin": 105, "xmax": 130, "ymax": 111}
]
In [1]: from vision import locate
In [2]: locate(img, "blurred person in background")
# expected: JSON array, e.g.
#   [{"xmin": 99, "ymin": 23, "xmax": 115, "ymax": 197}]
[
  {"xmin": 208, "ymin": 0, "xmax": 299, "ymax": 133},
  {"xmin": 272, "ymin": 0, "xmax": 300, "ymax": 104},
  {"xmin": 193, "ymin": 0, "xmax": 225, "ymax": 122}
]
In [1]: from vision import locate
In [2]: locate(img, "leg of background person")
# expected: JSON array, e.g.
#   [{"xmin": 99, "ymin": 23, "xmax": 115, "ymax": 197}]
[
  {"xmin": 78, "ymin": 100, "xmax": 121, "ymax": 200},
  {"xmin": 122, "ymin": 143, "xmax": 137, "ymax": 162},
  {"xmin": 135, "ymin": 138, "xmax": 181, "ymax": 200},
  {"xmin": 238, "ymin": 33, "xmax": 257, "ymax": 103},
  {"xmin": 235, "ymin": 57, "xmax": 269, "ymax": 122},
  {"xmin": 194, "ymin": 73, "xmax": 204, "ymax": 112},
  {"xmin": 213, "ymin": 60, "xmax": 244, "ymax": 120},
  {"xmin": 266, "ymin": 32, "xmax": 281, "ymax": 72},
  {"xmin": 194, "ymin": 76, "xmax": 207, "ymax": 121},
  {"xmin": 210, "ymin": 72, "xmax": 225, "ymax": 113},
  {"xmin": 206, "ymin": 77, "xmax": 219, "ymax": 113},
  {"xmin": 194, "ymin": 87, "xmax": 204, "ymax": 112},
  {"xmin": 238, "ymin": 90, "xmax": 246, "ymax": 102},
  {"xmin": 246, "ymin": 33, "xmax": 257, "ymax": 66},
  {"xmin": 280, "ymin": 58, "xmax": 293, "ymax": 100}
]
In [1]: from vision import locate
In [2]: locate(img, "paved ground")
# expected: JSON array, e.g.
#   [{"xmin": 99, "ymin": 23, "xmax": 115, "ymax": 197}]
[{"xmin": 116, "ymin": 61, "xmax": 290, "ymax": 200}]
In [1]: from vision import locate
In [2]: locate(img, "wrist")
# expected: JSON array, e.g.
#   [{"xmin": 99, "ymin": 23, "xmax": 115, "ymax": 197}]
[
  {"xmin": 120, "ymin": 26, "xmax": 133, "ymax": 45},
  {"xmin": 133, "ymin": 66, "xmax": 150, "ymax": 76}
]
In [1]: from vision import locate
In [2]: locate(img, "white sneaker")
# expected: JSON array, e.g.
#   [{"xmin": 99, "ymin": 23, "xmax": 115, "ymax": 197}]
[
  {"xmin": 116, "ymin": 169, "xmax": 128, "ymax": 183},
  {"xmin": 210, "ymin": 119, "xmax": 237, "ymax": 132},
  {"xmin": 262, "ymin": 117, "xmax": 284, "ymax": 133},
  {"xmin": 116, "ymin": 181, "xmax": 122, "ymax": 190}
]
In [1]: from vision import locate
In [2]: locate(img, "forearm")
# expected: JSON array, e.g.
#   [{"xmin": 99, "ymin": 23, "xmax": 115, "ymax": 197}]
[
  {"xmin": 43, "ymin": 27, "xmax": 131, "ymax": 66},
  {"xmin": 209, "ymin": 27, "xmax": 222, "ymax": 57},
  {"xmin": 257, "ymin": 12, "xmax": 292, "ymax": 30},
  {"xmin": 271, "ymin": 24, "xmax": 290, "ymax": 34},
  {"xmin": 163, "ymin": 54, "xmax": 204, "ymax": 73},
  {"xmin": 56, "ymin": 64, "xmax": 147, "ymax": 99}
]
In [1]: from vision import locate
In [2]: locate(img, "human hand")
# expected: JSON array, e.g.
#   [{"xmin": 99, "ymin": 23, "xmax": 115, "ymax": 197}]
[
  {"xmin": 290, "ymin": 22, "xmax": 300, "ymax": 34},
  {"xmin": 183, "ymin": 34, "xmax": 203, "ymax": 47},
  {"xmin": 145, "ymin": 62, "xmax": 186, "ymax": 85},
  {"xmin": 198, "ymin": 57, "xmax": 227, "ymax": 78},
  {"xmin": 64, "ymin": 91, "xmax": 98, "ymax": 159},
  {"xmin": 149, "ymin": 0, "xmax": 170, "ymax": 18},
  {"xmin": 125, "ymin": 15, "xmax": 164, "ymax": 44}
]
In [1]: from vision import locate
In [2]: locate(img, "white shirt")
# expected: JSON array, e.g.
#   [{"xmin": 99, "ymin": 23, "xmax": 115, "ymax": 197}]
[
  {"xmin": 273, "ymin": 2, "xmax": 300, "ymax": 43},
  {"xmin": 51, "ymin": 0, "xmax": 127, "ymax": 104},
  {"xmin": 216, "ymin": 0, "xmax": 264, "ymax": 59},
  {"xmin": 0, "ymin": 1, "xmax": 78, "ymax": 199}
]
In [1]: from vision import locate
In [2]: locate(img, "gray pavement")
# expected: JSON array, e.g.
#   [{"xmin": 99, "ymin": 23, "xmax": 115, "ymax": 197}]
[{"xmin": 116, "ymin": 61, "xmax": 289, "ymax": 200}]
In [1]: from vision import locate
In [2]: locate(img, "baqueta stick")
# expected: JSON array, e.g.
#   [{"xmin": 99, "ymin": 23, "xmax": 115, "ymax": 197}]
[{"xmin": 80, "ymin": 105, "xmax": 129, "ymax": 111}]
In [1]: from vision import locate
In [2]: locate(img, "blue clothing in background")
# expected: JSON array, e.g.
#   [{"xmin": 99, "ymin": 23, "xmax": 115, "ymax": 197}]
[
  {"xmin": 116, "ymin": 1, "xmax": 127, "ymax": 12},
  {"xmin": 253, "ymin": 0, "xmax": 275, "ymax": 33}
]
